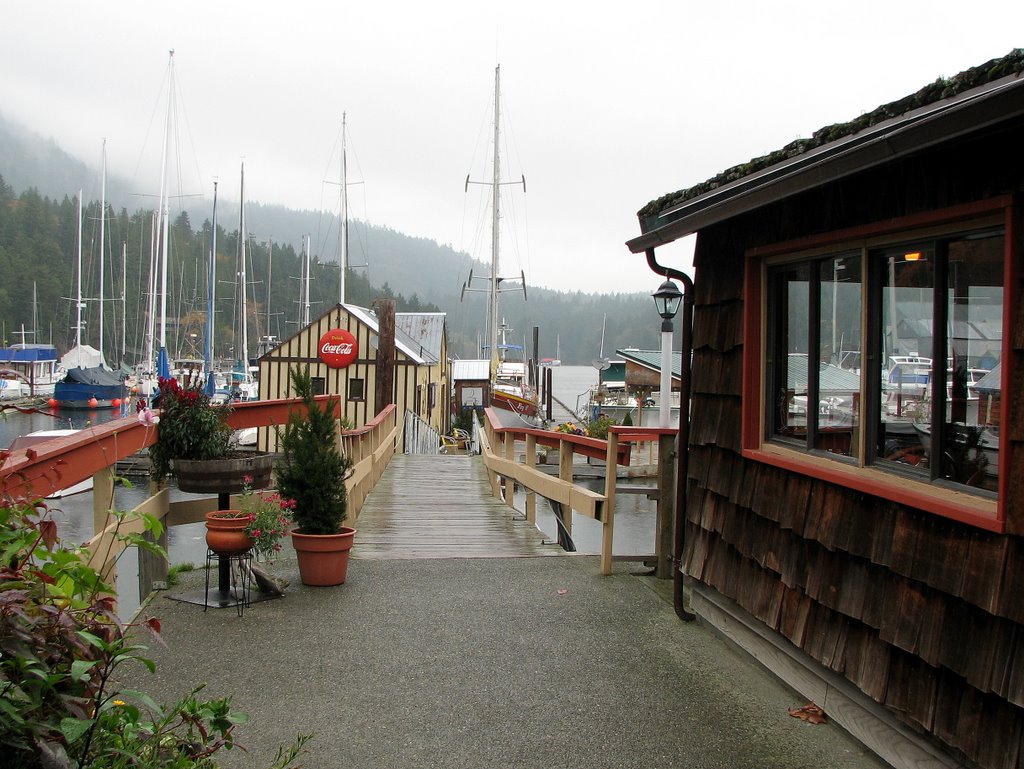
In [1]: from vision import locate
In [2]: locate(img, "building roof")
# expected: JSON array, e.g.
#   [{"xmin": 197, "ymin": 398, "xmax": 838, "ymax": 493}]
[
  {"xmin": 616, "ymin": 348, "xmax": 683, "ymax": 378},
  {"xmin": 343, "ymin": 304, "xmax": 438, "ymax": 365},
  {"xmin": 396, "ymin": 313, "xmax": 446, "ymax": 363},
  {"xmin": 451, "ymin": 359, "xmax": 490, "ymax": 381},
  {"xmin": 786, "ymin": 354, "xmax": 861, "ymax": 393},
  {"xmin": 628, "ymin": 49, "xmax": 1024, "ymax": 253}
]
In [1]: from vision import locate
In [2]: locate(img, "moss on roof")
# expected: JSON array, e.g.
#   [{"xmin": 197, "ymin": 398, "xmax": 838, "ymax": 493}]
[{"xmin": 637, "ymin": 48, "xmax": 1024, "ymax": 221}]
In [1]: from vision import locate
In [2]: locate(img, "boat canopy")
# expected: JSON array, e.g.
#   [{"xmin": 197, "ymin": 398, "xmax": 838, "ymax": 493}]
[{"xmin": 62, "ymin": 366, "xmax": 123, "ymax": 387}]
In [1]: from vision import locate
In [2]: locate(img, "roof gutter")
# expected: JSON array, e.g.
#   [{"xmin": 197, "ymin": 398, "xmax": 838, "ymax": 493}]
[{"xmin": 643, "ymin": 248, "xmax": 696, "ymax": 622}]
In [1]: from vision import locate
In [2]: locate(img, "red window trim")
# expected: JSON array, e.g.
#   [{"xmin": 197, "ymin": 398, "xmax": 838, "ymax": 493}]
[{"xmin": 741, "ymin": 196, "xmax": 1017, "ymax": 533}]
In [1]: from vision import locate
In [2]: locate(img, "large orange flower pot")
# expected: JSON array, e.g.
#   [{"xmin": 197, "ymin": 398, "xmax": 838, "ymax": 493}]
[
  {"xmin": 204, "ymin": 510, "xmax": 254, "ymax": 556},
  {"xmin": 290, "ymin": 527, "xmax": 356, "ymax": 586}
]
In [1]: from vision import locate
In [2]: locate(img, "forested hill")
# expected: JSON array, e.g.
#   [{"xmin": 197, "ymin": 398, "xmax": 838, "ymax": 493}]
[{"xmin": 0, "ymin": 115, "xmax": 664, "ymax": 364}]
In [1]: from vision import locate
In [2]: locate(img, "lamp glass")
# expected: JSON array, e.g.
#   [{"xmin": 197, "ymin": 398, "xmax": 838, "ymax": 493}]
[{"xmin": 653, "ymin": 280, "xmax": 682, "ymax": 320}]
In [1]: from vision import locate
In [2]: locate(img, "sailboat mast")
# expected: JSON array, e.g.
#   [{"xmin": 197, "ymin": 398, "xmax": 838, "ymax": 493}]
[
  {"xmin": 205, "ymin": 181, "xmax": 218, "ymax": 397},
  {"xmin": 266, "ymin": 238, "xmax": 273, "ymax": 334},
  {"xmin": 156, "ymin": 51, "xmax": 175, "ymax": 380},
  {"xmin": 303, "ymin": 234, "xmax": 311, "ymax": 327},
  {"xmin": 340, "ymin": 112, "xmax": 348, "ymax": 305},
  {"xmin": 121, "ymin": 242, "xmax": 126, "ymax": 364},
  {"xmin": 75, "ymin": 191, "xmax": 83, "ymax": 360},
  {"xmin": 98, "ymin": 139, "xmax": 106, "ymax": 362},
  {"xmin": 238, "ymin": 163, "xmax": 249, "ymax": 367},
  {"xmin": 488, "ymin": 65, "xmax": 501, "ymax": 362}
]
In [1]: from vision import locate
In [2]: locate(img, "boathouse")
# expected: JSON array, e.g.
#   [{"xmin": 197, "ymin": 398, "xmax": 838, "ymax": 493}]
[
  {"xmin": 256, "ymin": 303, "xmax": 449, "ymax": 451},
  {"xmin": 627, "ymin": 51, "xmax": 1024, "ymax": 769}
]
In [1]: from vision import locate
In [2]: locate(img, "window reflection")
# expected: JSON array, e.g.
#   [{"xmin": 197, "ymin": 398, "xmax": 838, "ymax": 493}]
[{"xmin": 764, "ymin": 228, "xmax": 1003, "ymax": 497}]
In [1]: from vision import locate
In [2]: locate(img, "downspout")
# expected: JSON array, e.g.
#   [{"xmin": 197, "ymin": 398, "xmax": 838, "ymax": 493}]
[{"xmin": 645, "ymin": 248, "xmax": 696, "ymax": 622}]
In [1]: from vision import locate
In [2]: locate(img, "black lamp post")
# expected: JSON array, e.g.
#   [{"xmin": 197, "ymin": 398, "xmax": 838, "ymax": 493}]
[{"xmin": 652, "ymin": 280, "xmax": 682, "ymax": 428}]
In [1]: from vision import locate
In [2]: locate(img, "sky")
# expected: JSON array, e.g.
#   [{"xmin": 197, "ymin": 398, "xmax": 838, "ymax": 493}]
[{"xmin": 2, "ymin": 2, "xmax": 1022, "ymax": 294}]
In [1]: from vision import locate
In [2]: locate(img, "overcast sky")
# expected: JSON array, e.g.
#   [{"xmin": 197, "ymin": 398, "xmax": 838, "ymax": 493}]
[{"xmin": 3, "ymin": 2, "xmax": 1022, "ymax": 294}]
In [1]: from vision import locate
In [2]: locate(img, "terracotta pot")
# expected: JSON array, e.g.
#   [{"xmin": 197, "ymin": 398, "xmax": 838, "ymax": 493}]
[
  {"xmin": 205, "ymin": 510, "xmax": 254, "ymax": 555},
  {"xmin": 175, "ymin": 454, "xmax": 274, "ymax": 494},
  {"xmin": 290, "ymin": 527, "xmax": 357, "ymax": 586}
]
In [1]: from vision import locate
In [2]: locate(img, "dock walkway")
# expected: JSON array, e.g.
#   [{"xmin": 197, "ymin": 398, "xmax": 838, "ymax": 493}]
[
  {"xmin": 126, "ymin": 454, "xmax": 887, "ymax": 769},
  {"xmin": 352, "ymin": 453, "xmax": 562, "ymax": 559}
]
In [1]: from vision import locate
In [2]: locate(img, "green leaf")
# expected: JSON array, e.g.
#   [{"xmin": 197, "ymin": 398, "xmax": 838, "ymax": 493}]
[
  {"xmin": 59, "ymin": 716, "xmax": 94, "ymax": 744},
  {"xmin": 70, "ymin": 659, "xmax": 98, "ymax": 682}
]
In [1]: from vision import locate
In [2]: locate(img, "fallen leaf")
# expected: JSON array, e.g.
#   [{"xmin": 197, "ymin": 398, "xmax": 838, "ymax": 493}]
[{"xmin": 788, "ymin": 702, "xmax": 826, "ymax": 724}]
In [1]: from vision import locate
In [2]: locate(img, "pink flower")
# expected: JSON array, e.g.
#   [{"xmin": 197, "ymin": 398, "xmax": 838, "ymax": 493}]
[{"xmin": 137, "ymin": 408, "xmax": 160, "ymax": 427}]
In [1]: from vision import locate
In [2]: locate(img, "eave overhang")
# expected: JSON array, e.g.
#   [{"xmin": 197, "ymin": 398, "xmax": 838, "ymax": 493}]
[{"xmin": 626, "ymin": 73, "xmax": 1024, "ymax": 254}]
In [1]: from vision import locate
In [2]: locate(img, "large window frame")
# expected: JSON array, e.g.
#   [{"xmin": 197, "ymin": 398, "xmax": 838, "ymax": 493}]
[{"xmin": 742, "ymin": 198, "xmax": 1016, "ymax": 532}]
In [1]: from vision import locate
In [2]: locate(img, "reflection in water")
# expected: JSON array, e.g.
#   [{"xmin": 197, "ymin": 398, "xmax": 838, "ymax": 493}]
[{"xmin": 513, "ymin": 475, "xmax": 657, "ymax": 556}]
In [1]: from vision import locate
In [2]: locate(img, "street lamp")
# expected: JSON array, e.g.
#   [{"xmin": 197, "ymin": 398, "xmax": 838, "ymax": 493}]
[{"xmin": 652, "ymin": 280, "xmax": 682, "ymax": 427}]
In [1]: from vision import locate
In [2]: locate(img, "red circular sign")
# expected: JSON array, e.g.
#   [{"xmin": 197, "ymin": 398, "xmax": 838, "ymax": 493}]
[{"xmin": 318, "ymin": 329, "xmax": 358, "ymax": 369}]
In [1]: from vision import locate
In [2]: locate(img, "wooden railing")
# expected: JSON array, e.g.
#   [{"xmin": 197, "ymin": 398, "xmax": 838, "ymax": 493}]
[
  {"xmin": 0, "ymin": 398, "xmax": 399, "ymax": 606},
  {"xmin": 479, "ymin": 407, "xmax": 677, "ymax": 575}
]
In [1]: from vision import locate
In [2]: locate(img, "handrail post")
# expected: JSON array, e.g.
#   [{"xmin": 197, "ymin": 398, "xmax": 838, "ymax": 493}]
[
  {"xmin": 656, "ymin": 433, "xmax": 676, "ymax": 579},
  {"xmin": 558, "ymin": 437, "xmax": 574, "ymax": 540},
  {"xmin": 525, "ymin": 433, "xmax": 537, "ymax": 524},
  {"xmin": 601, "ymin": 430, "xmax": 618, "ymax": 575},
  {"xmin": 503, "ymin": 430, "xmax": 516, "ymax": 508}
]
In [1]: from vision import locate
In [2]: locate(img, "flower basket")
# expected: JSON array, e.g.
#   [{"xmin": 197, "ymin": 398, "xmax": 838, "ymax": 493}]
[{"xmin": 175, "ymin": 454, "xmax": 273, "ymax": 494}]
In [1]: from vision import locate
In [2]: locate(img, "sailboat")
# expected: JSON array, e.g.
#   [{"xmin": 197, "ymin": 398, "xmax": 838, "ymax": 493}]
[
  {"xmin": 52, "ymin": 185, "xmax": 127, "ymax": 410},
  {"xmin": 461, "ymin": 65, "xmax": 537, "ymax": 425},
  {"xmin": 228, "ymin": 162, "xmax": 258, "ymax": 402}
]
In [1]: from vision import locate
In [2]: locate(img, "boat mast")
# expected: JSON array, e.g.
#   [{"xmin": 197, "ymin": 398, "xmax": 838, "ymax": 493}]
[
  {"xmin": 238, "ymin": 162, "xmax": 249, "ymax": 370},
  {"xmin": 98, "ymin": 139, "xmax": 107, "ymax": 364},
  {"xmin": 488, "ymin": 66, "xmax": 501, "ymax": 362},
  {"xmin": 204, "ymin": 181, "xmax": 218, "ymax": 397},
  {"xmin": 266, "ymin": 237, "xmax": 273, "ymax": 337},
  {"xmin": 340, "ymin": 113, "xmax": 348, "ymax": 305},
  {"xmin": 460, "ymin": 65, "xmax": 527, "ymax": 362},
  {"xmin": 74, "ymin": 191, "xmax": 83, "ymax": 366},
  {"xmin": 156, "ymin": 51, "xmax": 175, "ymax": 381},
  {"xmin": 302, "ymin": 234, "xmax": 311, "ymax": 327},
  {"xmin": 120, "ymin": 242, "xmax": 126, "ymax": 365}
]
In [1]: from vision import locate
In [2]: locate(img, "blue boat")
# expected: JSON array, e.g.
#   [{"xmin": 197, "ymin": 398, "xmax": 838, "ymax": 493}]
[{"xmin": 52, "ymin": 366, "xmax": 127, "ymax": 410}]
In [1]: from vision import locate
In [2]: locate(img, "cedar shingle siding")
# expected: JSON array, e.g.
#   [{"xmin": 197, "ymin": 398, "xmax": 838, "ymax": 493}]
[{"xmin": 646, "ymin": 56, "xmax": 1024, "ymax": 768}]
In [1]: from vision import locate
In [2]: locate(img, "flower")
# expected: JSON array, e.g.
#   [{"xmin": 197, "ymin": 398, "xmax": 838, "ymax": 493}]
[
  {"xmin": 137, "ymin": 408, "xmax": 160, "ymax": 427},
  {"xmin": 239, "ymin": 483, "xmax": 295, "ymax": 559},
  {"xmin": 148, "ymin": 375, "xmax": 232, "ymax": 482}
]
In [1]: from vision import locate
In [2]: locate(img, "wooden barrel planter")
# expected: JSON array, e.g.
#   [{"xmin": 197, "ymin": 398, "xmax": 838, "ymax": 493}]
[{"xmin": 174, "ymin": 454, "xmax": 274, "ymax": 493}]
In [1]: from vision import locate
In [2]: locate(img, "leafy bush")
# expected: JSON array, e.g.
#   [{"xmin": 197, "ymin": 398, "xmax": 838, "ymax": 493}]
[
  {"xmin": 586, "ymin": 415, "xmax": 616, "ymax": 440},
  {"xmin": 148, "ymin": 376, "xmax": 232, "ymax": 482},
  {"xmin": 0, "ymin": 498, "xmax": 309, "ymax": 768}
]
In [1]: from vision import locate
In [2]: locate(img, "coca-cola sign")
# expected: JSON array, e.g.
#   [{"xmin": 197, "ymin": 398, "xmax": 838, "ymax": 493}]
[{"xmin": 318, "ymin": 328, "xmax": 358, "ymax": 369}]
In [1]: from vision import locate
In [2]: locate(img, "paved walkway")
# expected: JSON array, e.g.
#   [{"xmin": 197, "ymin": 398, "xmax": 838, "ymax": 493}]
[{"xmin": 127, "ymin": 554, "xmax": 889, "ymax": 769}]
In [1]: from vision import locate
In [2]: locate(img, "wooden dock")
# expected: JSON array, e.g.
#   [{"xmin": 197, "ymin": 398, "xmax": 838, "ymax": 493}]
[{"xmin": 351, "ymin": 453, "xmax": 564, "ymax": 559}]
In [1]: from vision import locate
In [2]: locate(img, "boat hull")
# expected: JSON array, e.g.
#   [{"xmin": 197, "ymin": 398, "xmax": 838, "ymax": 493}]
[{"xmin": 52, "ymin": 381, "xmax": 126, "ymax": 409}]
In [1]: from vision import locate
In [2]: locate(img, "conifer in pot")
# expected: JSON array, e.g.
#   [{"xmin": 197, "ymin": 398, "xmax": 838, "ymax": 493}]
[{"xmin": 276, "ymin": 367, "xmax": 353, "ymax": 534}]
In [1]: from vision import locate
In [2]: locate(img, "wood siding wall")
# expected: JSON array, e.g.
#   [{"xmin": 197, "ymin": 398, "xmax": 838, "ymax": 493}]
[{"xmin": 682, "ymin": 116, "xmax": 1024, "ymax": 769}]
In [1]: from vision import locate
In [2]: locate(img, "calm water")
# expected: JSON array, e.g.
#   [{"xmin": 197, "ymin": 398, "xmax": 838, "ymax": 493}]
[{"xmin": 531, "ymin": 365, "xmax": 658, "ymax": 557}]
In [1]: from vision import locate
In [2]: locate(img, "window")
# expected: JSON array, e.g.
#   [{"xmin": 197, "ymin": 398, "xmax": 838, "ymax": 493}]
[
  {"xmin": 311, "ymin": 376, "xmax": 327, "ymax": 396},
  {"xmin": 428, "ymin": 382, "xmax": 437, "ymax": 409},
  {"xmin": 348, "ymin": 377, "xmax": 365, "ymax": 401},
  {"xmin": 757, "ymin": 220, "xmax": 1004, "ymax": 518}
]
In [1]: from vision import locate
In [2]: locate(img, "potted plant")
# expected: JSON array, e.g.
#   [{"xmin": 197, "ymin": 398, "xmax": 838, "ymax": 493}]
[
  {"xmin": 147, "ymin": 375, "xmax": 272, "ymax": 493},
  {"xmin": 237, "ymin": 479, "xmax": 295, "ymax": 561},
  {"xmin": 276, "ymin": 367, "xmax": 355, "ymax": 586}
]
